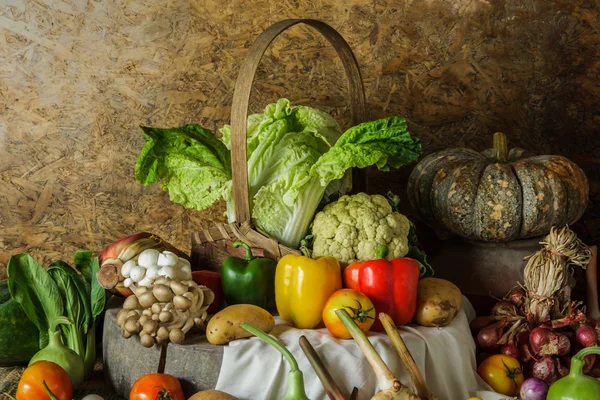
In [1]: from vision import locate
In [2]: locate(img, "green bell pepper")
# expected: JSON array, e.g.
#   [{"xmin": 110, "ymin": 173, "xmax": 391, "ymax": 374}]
[{"xmin": 221, "ymin": 241, "xmax": 276, "ymax": 310}]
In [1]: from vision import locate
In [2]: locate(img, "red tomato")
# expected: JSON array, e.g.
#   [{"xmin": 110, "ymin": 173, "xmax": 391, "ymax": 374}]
[
  {"xmin": 16, "ymin": 361, "xmax": 72, "ymax": 400},
  {"xmin": 322, "ymin": 289, "xmax": 376, "ymax": 339},
  {"xmin": 192, "ymin": 270, "xmax": 224, "ymax": 314},
  {"xmin": 130, "ymin": 373, "xmax": 184, "ymax": 400},
  {"xmin": 477, "ymin": 354, "xmax": 524, "ymax": 396}
]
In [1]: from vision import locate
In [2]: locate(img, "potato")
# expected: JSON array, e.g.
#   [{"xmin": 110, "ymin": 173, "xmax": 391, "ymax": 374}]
[
  {"xmin": 206, "ymin": 304, "xmax": 275, "ymax": 345},
  {"xmin": 189, "ymin": 390, "xmax": 239, "ymax": 400},
  {"xmin": 414, "ymin": 277, "xmax": 463, "ymax": 327}
]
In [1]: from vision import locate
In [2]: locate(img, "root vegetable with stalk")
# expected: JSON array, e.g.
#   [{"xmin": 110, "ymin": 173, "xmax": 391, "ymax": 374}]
[{"xmin": 335, "ymin": 309, "xmax": 422, "ymax": 400}]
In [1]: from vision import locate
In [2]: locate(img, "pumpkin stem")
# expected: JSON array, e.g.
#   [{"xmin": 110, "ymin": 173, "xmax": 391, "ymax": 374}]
[{"xmin": 493, "ymin": 132, "xmax": 508, "ymax": 163}]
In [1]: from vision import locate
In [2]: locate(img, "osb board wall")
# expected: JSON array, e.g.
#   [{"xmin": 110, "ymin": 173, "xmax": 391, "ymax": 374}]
[{"xmin": 1, "ymin": 0, "xmax": 599, "ymax": 276}]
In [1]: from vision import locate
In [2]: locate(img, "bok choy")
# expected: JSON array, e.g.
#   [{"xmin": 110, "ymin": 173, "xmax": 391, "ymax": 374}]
[{"xmin": 7, "ymin": 251, "xmax": 106, "ymax": 381}]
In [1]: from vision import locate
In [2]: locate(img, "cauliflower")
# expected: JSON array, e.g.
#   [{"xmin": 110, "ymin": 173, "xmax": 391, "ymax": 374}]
[{"xmin": 312, "ymin": 192, "xmax": 411, "ymax": 265}]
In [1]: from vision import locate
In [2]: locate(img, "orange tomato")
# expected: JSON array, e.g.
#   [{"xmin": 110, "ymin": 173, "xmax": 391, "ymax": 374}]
[
  {"xmin": 477, "ymin": 354, "xmax": 524, "ymax": 396},
  {"xmin": 130, "ymin": 373, "xmax": 184, "ymax": 400},
  {"xmin": 16, "ymin": 361, "xmax": 72, "ymax": 400},
  {"xmin": 322, "ymin": 289, "xmax": 376, "ymax": 339}
]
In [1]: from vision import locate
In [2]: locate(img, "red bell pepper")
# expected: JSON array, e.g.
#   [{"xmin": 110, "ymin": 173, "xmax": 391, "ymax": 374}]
[
  {"xmin": 344, "ymin": 245, "xmax": 420, "ymax": 331},
  {"xmin": 191, "ymin": 270, "xmax": 224, "ymax": 314}
]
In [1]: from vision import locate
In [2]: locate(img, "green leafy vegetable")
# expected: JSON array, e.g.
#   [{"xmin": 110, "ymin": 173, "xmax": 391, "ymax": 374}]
[
  {"xmin": 7, "ymin": 254, "xmax": 64, "ymax": 348},
  {"xmin": 7, "ymin": 252, "xmax": 107, "ymax": 379},
  {"xmin": 135, "ymin": 124, "xmax": 232, "ymax": 211},
  {"xmin": 47, "ymin": 261, "xmax": 91, "ymax": 358},
  {"xmin": 134, "ymin": 99, "xmax": 422, "ymax": 249},
  {"xmin": 407, "ymin": 222, "xmax": 433, "ymax": 277}
]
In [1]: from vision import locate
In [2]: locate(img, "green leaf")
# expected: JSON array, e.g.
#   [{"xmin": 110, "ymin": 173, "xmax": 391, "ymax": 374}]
[
  {"xmin": 7, "ymin": 254, "xmax": 64, "ymax": 348},
  {"xmin": 312, "ymin": 116, "xmax": 421, "ymax": 185},
  {"xmin": 406, "ymin": 222, "xmax": 434, "ymax": 277},
  {"xmin": 134, "ymin": 124, "xmax": 232, "ymax": 211},
  {"xmin": 74, "ymin": 250, "xmax": 93, "ymax": 283},
  {"xmin": 47, "ymin": 261, "xmax": 90, "ymax": 357},
  {"xmin": 90, "ymin": 257, "xmax": 106, "ymax": 320}
]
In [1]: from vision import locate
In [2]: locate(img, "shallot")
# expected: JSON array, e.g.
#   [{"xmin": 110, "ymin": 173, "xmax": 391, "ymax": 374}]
[
  {"xmin": 507, "ymin": 287, "xmax": 526, "ymax": 308},
  {"xmin": 470, "ymin": 316, "xmax": 494, "ymax": 333},
  {"xmin": 491, "ymin": 301, "xmax": 517, "ymax": 318},
  {"xmin": 477, "ymin": 319, "xmax": 506, "ymax": 350},
  {"xmin": 576, "ymin": 324, "xmax": 598, "ymax": 348},
  {"xmin": 529, "ymin": 327, "xmax": 570, "ymax": 356},
  {"xmin": 531, "ymin": 355, "xmax": 556, "ymax": 384},
  {"xmin": 501, "ymin": 342, "xmax": 520, "ymax": 359}
]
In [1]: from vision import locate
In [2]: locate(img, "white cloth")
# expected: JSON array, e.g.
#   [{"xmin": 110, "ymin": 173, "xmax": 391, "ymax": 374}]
[{"xmin": 215, "ymin": 297, "xmax": 506, "ymax": 400}]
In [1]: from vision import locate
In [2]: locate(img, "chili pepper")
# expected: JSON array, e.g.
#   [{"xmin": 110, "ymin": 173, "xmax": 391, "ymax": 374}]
[
  {"xmin": 191, "ymin": 270, "xmax": 224, "ymax": 314},
  {"xmin": 344, "ymin": 245, "xmax": 420, "ymax": 331},
  {"xmin": 275, "ymin": 254, "xmax": 342, "ymax": 329},
  {"xmin": 547, "ymin": 346, "xmax": 600, "ymax": 400},
  {"xmin": 221, "ymin": 241, "xmax": 276, "ymax": 310}
]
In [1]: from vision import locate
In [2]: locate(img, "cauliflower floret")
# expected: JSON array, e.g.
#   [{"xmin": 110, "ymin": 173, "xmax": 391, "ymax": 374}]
[{"xmin": 312, "ymin": 193, "xmax": 411, "ymax": 265}]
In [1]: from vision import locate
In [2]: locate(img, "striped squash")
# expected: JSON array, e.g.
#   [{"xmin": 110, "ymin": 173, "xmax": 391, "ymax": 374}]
[{"xmin": 407, "ymin": 133, "xmax": 589, "ymax": 242}]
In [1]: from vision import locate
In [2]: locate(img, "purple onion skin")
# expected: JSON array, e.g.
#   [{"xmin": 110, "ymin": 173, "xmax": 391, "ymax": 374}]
[
  {"xmin": 520, "ymin": 378, "xmax": 549, "ymax": 400},
  {"xmin": 576, "ymin": 324, "xmax": 598, "ymax": 348},
  {"xmin": 531, "ymin": 355, "xmax": 556, "ymax": 384}
]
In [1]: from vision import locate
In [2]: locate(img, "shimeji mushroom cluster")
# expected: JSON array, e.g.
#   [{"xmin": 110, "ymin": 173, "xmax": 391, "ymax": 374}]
[
  {"xmin": 116, "ymin": 277, "xmax": 214, "ymax": 347},
  {"xmin": 121, "ymin": 248, "xmax": 193, "ymax": 290}
]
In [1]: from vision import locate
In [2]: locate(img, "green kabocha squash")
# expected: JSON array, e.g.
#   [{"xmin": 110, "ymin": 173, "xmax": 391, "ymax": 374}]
[{"xmin": 407, "ymin": 133, "xmax": 588, "ymax": 242}]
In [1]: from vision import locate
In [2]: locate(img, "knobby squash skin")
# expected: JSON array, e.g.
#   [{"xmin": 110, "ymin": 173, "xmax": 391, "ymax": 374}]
[
  {"xmin": 407, "ymin": 134, "xmax": 589, "ymax": 242},
  {"xmin": 0, "ymin": 280, "xmax": 40, "ymax": 366}
]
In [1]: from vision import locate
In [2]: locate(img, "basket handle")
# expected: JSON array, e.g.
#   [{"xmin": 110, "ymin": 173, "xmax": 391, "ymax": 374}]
[{"xmin": 230, "ymin": 19, "xmax": 367, "ymax": 224}]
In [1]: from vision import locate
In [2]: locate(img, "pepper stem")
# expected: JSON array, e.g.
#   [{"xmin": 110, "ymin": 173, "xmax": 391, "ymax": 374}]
[
  {"xmin": 233, "ymin": 241, "xmax": 254, "ymax": 261},
  {"xmin": 376, "ymin": 245, "xmax": 388, "ymax": 259},
  {"xmin": 492, "ymin": 132, "xmax": 508, "ymax": 163}
]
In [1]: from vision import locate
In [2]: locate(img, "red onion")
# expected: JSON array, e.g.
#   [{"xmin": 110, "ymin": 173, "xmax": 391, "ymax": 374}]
[
  {"xmin": 470, "ymin": 316, "xmax": 495, "ymax": 333},
  {"xmin": 491, "ymin": 301, "xmax": 518, "ymax": 317},
  {"xmin": 520, "ymin": 343, "xmax": 535, "ymax": 363},
  {"xmin": 501, "ymin": 342, "xmax": 521, "ymax": 359},
  {"xmin": 517, "ymin": 330, "xmax": 530, "ymax": 348},
  {"xmin": 589, "ymin": 356, "xmax": 600, "ymax": 378},
  {"xmin": 556, "ymin": 357, "xmax": 569, "ymax": 378},
  {"xmin": 477, "ymin": 319, "xmax": 506, "ymax": 349},
  {"xmin": 576, "ymin": 324, "xmax": 598, "ymax": 348},
  {"xmin": 520, "ymin": 377, "xmax": 549, "ymax": 400},
  {"xmin": 529, "ymin": 327, "xmax": 570, "ymax": 356},
  {"xmin": 531, "ymin": 355, "xmax": 557, "ymax": 384},
  {"xmin": 507, "ymin": 287, "xmax": 526, "ymax": 308},
  {"xmin": 584, "ymin": 354, "xmax": 596, "ymax": 374}
]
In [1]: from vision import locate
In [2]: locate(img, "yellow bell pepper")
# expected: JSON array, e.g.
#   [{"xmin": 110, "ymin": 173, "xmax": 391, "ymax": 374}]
[{"xmin": 275, "ymin": 254, "xmax": 342, "ymax": 329}]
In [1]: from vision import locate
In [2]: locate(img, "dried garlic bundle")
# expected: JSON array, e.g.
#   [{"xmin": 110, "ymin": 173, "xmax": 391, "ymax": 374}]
[{"xmin": 523, "ymin": 226, "xmax": 591, "ymax": 324}]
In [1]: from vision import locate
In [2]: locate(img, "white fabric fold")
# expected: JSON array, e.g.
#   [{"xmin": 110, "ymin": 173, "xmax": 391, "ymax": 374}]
[{"xmin": 215, "ymin": 297, "xmax": 506, "ymax": 400}]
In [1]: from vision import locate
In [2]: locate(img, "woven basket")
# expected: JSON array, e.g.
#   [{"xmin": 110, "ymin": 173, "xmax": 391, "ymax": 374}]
[{"xmin": 191, "ymin": 19, "xmax": 367, "ymax": 270}]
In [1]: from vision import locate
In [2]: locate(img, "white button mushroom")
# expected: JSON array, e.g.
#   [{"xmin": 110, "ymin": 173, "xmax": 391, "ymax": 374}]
[
  {"xmin": 123, "ymin": 278, "xmax": 133, "ymax": 288},
  {"xmin": 138, "ymin": 276, "xmax": 154, "ymax": 288},
  {"xmin": 145, "ymin": 265, "xmax": 160, "ymax": 280},
  {"xmin": 158, "ymin": 266, "xmax": 177, "ymax": 280},
  {"xmin": 157, "ymin": 251, "xmax": 179, "ymax": 267},
  {"xmin": 121, "ymin": 260, "xmax": 136, "ymax": 278},
  {"xmin": 129, "ymin": 265, "xmax": 146, "ymax": 283},
  {"xmin": 137, "ymin": 249, "xmax": 160, "ymax": 268}
]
